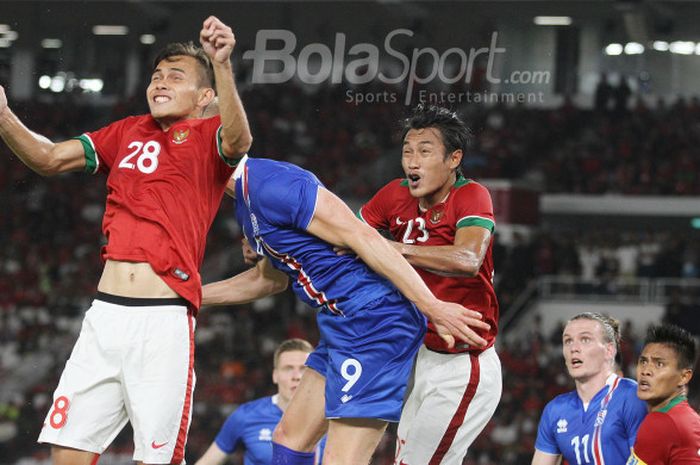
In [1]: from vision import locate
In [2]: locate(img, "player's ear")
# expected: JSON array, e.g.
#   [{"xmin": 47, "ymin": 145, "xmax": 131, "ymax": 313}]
[
  {"xmin": 197, "ymin": 87, "xmax": 215, "ymax": 109},
  {"xmin": 680, "ymin": 368, "xmax": 693, "ymax": 387},
  {"xmin": 449, "ymin": 149, "xmax": 463, "ymax": 170},
  {"xmin": 272, "ymin": 369, "xmax": 279, "ymax": 386}
]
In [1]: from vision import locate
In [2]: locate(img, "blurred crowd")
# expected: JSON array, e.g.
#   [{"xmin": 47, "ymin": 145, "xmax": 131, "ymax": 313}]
[{"xmin": 2, "ymin": 88, "xmax": 700, "ymax": 464}]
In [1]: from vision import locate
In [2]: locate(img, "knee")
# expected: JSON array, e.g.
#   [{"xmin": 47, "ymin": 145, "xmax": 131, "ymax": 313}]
[
  {"xmin": 273, "ymin": 420, "xmax": 295, "ymax": 446},
  {"xmin": 273, "ymin": 420, "xmax": 315, "ymax": 452}
]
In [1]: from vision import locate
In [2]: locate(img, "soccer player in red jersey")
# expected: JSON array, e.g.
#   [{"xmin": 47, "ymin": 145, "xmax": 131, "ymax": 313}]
[
  {"xmin": 628, "ymin": 324, "xmax": 700, "ymax": 465},
  {"xmin": 0, "ymin": 16, "xmax": 251, "ymax": 465},
  {"xmin": 357, "ymin": 105, "xmax": 500, "ymax": 465}
]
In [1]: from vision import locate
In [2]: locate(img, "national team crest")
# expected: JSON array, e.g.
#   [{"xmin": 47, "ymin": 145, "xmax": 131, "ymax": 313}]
[
  {"xmin": 172, "ymin": 128, "xmax": 190, "ymax": 144},
  {"xmin": 430, "ymin": 205, "xmax": 445, "ymax": 224}
]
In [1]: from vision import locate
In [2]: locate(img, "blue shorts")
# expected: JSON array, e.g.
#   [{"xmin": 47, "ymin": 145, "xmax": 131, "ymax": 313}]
[{"xmin": 306, "ymin": 290, "xmax": 426, "ymax": 422}]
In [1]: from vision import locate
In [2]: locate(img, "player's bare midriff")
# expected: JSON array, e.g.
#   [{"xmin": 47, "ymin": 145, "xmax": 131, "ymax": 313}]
[{"xmin": 97, "ymin": 259, "xmax": 180, "ymax": 298}]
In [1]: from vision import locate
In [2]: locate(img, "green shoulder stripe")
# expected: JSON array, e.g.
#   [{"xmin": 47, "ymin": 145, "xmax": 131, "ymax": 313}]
[
  {"xmin": 356, "ymin": 208, "xmax": 366, "ymax": 222},
  {"xmin": 456, "ymin": 216, "xmax": 495, "ymax": 232},
  {"xmin": 454, "ymin": 175, "xmax": 472, "ymax": 188},
  {"xmin": 73, "ymin": 134, "xmax": 99, "ymax": 174},
  {"xmin": 216, "ymin": 126, "xmax": 243, "ymax": 168}
]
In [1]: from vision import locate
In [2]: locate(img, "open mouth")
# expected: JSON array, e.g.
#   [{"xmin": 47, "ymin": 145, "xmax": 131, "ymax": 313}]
[
  {"xmin": 571, "ymin": 358, "xmax": 583, "ymax": 368},
  {"xmin": 638, "ymin": 380, "xmax": 651, "ymax": 390},
  {"xmin": 407, "ymin": 173, "xmax": 421, "ymax": 188},
  {"xmin": 153, "ymin": 95, "xmax": 171, "ymax": 104}
]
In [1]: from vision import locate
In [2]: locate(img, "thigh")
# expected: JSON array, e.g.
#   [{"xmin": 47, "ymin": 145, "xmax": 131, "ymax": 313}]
[
  {"xmin": 123, "ymin": 307, "xmax": 195, "ymax": 465},
  {"xmin": 323, "ymin": 418, "xmax": 387, "ymax": 465},
  {"xmin": 397, "ymin": 347, "xmax": 502, "ymax": 465},
  {"xmin": 38, "ymin": 305, "xmax": 128, "ymax": 454},
  {"xmin": 51, "ymin": 446, "xmax": 99, "ymax": 465},
  {"xmin": 273, "ymin": 367, "xmax": 328, "ymax": 452}
]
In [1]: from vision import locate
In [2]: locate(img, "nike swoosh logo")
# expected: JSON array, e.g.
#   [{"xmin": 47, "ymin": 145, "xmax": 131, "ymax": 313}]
[{"xmin": 151, "ymin": 441, "xmax": 168, "ymax": 449}]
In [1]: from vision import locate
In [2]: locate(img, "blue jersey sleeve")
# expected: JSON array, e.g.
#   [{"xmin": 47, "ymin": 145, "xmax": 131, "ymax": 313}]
[
  {"xmin": 257, "ymin": 176, "xmax": 319, "ymax": 230},
  {"xmin": 622, "ymin": 389, "xmax": 649, "ymax": 447},
  {"xmin": 535, "ymin": 400, "xmax": 560, "ymax": 455},
  {"xmin": 214, "ymin": 405, "xmax": 246, "ymax": 454}
]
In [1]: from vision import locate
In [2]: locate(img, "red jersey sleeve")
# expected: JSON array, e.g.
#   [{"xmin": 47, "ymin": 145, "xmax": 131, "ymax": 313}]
[
  {"xmin": 454, "ymin": 181, "xmax": 495, "ymax": 233},
  {"xmin": 74, "ymin": 116, "xmax": 135, "ymax": 175},
  {"xmin": 633, "ymin": 413, "xmax": 677, "ymax": 465},
  {"xmin": 358, "ymin": 179, "xmax": 401, "ymax": 230}
]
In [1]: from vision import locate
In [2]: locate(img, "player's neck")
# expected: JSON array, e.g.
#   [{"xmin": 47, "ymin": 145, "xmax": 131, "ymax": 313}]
[
  {"xmin": 575, "ymin": 370, "xmax": 614, "ymax": 404},
  {"xmin": 418, "ymin": 174, "xmax": 457, "ymax": 211},
  {"xmin": 650, "ymin": 389, "xmax": 687, "ymax": 413}
]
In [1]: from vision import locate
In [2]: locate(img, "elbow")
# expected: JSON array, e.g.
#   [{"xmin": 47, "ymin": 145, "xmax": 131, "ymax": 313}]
[
  {"xmin": 269, "ymin": 276, "xmax": 288, "ymax": 295},
  {"xmin": 223, "ymin": 133, "xmax": 253, "ymax": 159}
]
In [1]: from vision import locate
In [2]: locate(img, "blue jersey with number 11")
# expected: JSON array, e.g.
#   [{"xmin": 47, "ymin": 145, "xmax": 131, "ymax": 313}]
[
  {"xmin": 233, "ymin": 157, "xmax": 399, "ymax": 316},
  {"xmin": 535, "ymin": 374, "xmax": 648, "ymax": 465}
]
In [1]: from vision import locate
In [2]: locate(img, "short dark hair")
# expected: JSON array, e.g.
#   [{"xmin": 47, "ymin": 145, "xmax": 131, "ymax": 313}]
[
  {"xmin": 152, "ymin": 41, "xmax": 215, "ymax": 88},
  {"xmin": 401, "ymin": 104, "xmax": 472, "ymax": 161},
  {"xmin": 645, "ymin": 323, "xmax": 697, "ymax": 370},
  {"xmin": 273, "ymin": 338, "xmax": 314, "ymax": 368}
]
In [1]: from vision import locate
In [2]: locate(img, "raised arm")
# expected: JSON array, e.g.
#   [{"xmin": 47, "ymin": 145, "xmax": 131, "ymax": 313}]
[
  {"xmin": 307, "ymin": 187, "xmax": 489, "ymax": 348},
  {"xmin": 199, "ymin": 16, "xmax": 252, "ymax": 158},
  {"xmin": 202, "ymin": 255, "xmax": 288, "ymax": 307},
  {"xmin": 0, "ymin": 85, "xmax": 86, "ymax": 176},
  {"xmin": 390, "ymin": 226, "xmax": 491, "ymax": 277}
]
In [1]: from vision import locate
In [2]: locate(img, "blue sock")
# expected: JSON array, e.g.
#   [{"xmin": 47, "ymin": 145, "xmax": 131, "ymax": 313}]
[{"xmin": 272, "ymin": 441, "xmax": 315, "ymax": 465}]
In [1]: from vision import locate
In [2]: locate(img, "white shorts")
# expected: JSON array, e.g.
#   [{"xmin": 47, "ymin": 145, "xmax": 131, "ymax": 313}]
[
  {"xmin": 394, "ymin": 345, "xmax": 502, "ymax": 465},
  {"xmin": 38, "ymin": 294, "xmax": 196, "ymax": 464}
]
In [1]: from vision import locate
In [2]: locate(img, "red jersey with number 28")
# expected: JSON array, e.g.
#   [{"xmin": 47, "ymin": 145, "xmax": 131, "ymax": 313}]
[
  {"xmin": 359, "ymin": 176, "xmax": 498, "ymax": 354},
  {"xmin": 75, "ymin": 114, "xmax": 237, "ymax": 310}
]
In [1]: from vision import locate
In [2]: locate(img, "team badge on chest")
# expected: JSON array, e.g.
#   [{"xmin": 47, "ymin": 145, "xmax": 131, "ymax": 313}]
[
  {"xmin": 429, "ymin": 205, "xmax": 445, "ymax": 224},
  {"xmin": 171, "ymin": 128, "xmax": 190, "ymax": 144}
]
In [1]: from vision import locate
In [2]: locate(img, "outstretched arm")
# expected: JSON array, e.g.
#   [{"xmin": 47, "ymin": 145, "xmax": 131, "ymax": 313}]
[
  {"xmin": 0, "ymin": 85, "xmax": 86, "ymax": 176},
  {"xmin": 202, "ymin": 255, "xmax": 288, "ymax": 306},
  {"xmin": 199, "ymin": 16, "xmax": 252, "ymax": 158},
  {"xmin": 307, "ymin": 187, "xmax": 489, "ymax": 348}
]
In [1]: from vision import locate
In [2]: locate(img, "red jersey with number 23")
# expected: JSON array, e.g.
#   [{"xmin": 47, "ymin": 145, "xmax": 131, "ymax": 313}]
[
  {"xmin": 359, "ymin": 176, "xmax": 498, "ymax": 354},
  {"xmin": 75, "ymin": 114, "xmax": 236, "ymax": 310}
]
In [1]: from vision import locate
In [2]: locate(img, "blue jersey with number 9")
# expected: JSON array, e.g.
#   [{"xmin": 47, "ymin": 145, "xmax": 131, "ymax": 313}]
[{"xmin": 232, "ymin": 157, "xmax": 426, "ymax": 421}]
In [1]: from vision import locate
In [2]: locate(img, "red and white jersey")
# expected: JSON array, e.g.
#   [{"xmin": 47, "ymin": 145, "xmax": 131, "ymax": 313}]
[
  {"xmin": 359, "ymin": 176, "xmax": 498, "ymax": 354},
  {"xmin": 76, "ymin": 114, "xmax": 237, "ymax": 310}
]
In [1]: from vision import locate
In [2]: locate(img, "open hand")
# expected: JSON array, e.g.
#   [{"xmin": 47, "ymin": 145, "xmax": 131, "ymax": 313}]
[{"xmin": 424, "ymin": 301, "xmax": 490, "ymax": 349}]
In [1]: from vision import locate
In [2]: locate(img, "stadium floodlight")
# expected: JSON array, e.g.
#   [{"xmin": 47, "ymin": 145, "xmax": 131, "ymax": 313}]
[
  {"xmin": 140, "ymin": 34, "xmax": 156, "ymax": 45},
  {"xmin": 92, "ymin": 25, "xmax": 129, "ymax": 36},
  {"xmin": 41, "ymin": 39, "xmax": 62, "ymax": 49},
  {"xmin": 38, "ymin": 75, "xmax": 52, "ymax": 89},
  {"xmin": 695, "ymin": 43, "xmax": 700, "ymax": 55},
  {"xmin": 533, "ymin": 16, "xmax": 572, "ymax": 26},
  {"xmin": 624, "ymin": 42, "xmax": 644, "ymax": 55},
  {"xmin": 2, "ymin": 31, "xmax": 18, "ymax": 41},
  {"xmin": 0, "ymin": 38, "xmax": 10, "ymax": 48},
  {"xmin": 652, "ymin": 41, "xmax": 669, "ymax": 51},
  {"xmin": 0, "ymin": 25, "xmax": 9, "ymax": 33},
  {"xmin": 79, "ymin": 79, "xmax": 104, "ymax": 93},
  {"xmin": 605, "ymin": 43, "xmax": 623, "ymax": 56},
  {"xmin": 50, "ymin": 75, "xmax": 66, "ymax": 93},
  {"xmin": 669, "ymin": 41, "xmax": 695, "ymax": 55}
]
